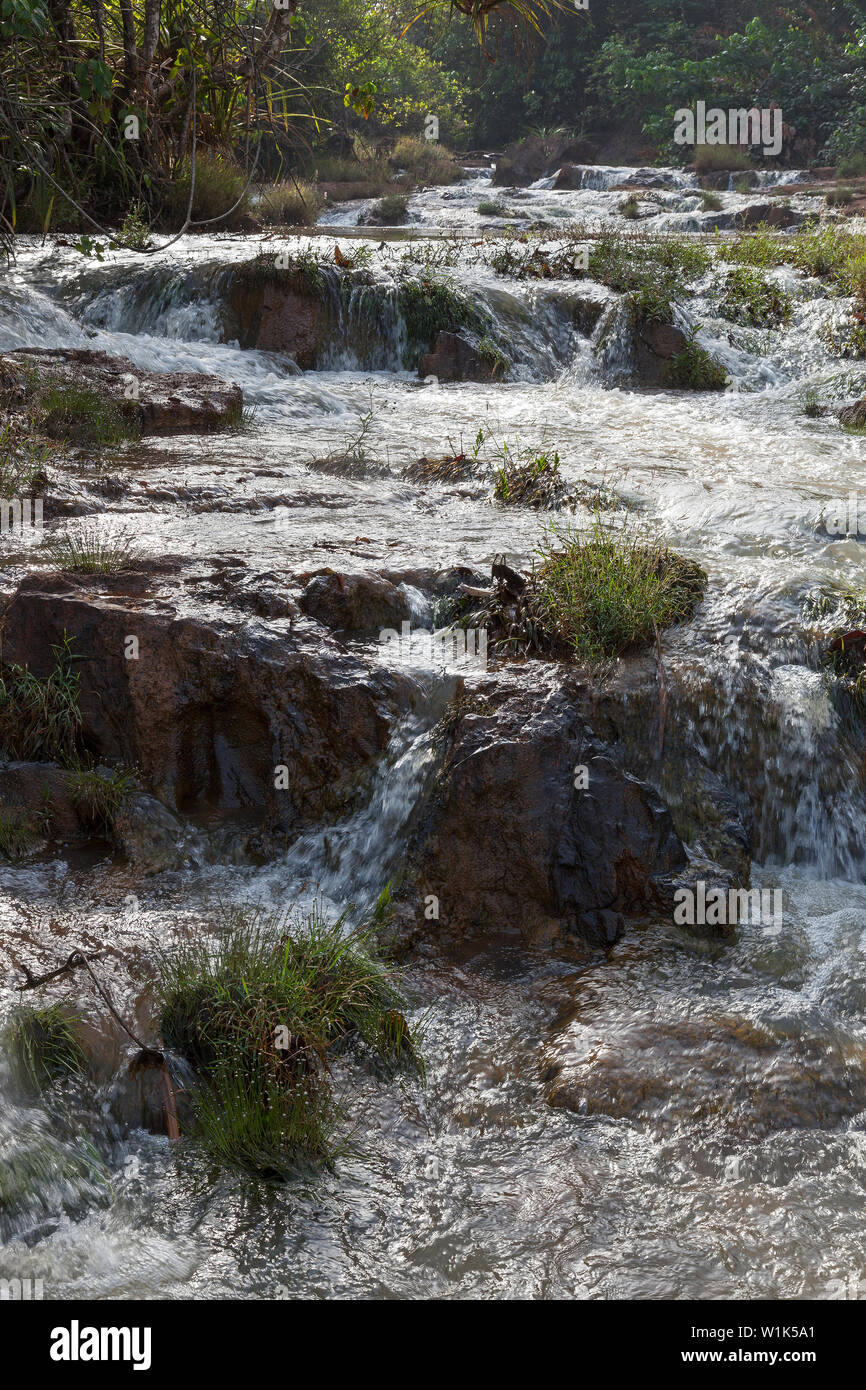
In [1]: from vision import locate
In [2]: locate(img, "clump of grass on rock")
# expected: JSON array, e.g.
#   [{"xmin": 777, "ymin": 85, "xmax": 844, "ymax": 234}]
[
  {"xmin": 45, "ymin": 522, "xmax": 139, "ymax": 574},
  {"xmin": 0, "ymin": 634, "xmax": 82, "ymax": 764},
  {"xmin": 531, "ymin": 525, "xmax": 707, "ymax": 666},
  {"xmin": 157, "ymin": 904, "xmax": 422, "ymax": 1177},
  {"xmin": 4, "ymin": 1005, "xmax": 86, "ymax": 1095}
]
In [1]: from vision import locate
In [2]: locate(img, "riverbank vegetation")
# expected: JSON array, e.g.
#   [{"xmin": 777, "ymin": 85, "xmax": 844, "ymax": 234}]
[{"xmin": 4, "ymin": 2, "xmax": 866, "ymax": 248}]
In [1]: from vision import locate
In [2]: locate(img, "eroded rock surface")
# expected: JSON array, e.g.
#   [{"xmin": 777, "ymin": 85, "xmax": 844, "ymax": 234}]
[{"xmin": 2, "ymin": 348, "xmax": 242, "ymax": 435}]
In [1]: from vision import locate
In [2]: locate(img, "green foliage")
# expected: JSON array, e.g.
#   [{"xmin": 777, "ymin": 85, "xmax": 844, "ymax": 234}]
[
  {"xmin": 157, "ymin": 904, "xmax": 422, "ymax": 1176},
  {"xmin": 664, "ymin": 327, "xmax": 728, "ymax": 391},
  {"xmin": 367, "ymin": 193, "xmax": 409, "ymax": 224},
  {"xmin": 494, "ymin": 448, "xmax": 565, "ymax": 506},
  {"xmin": 37, "ymin": 382, "xmax": 136, "ymax": 448},
  {"xmin": 396, "ymin": 271, "xmax": 481, "ymax": 362},
  {"xmin": 65, "ymin": 767, "xmax": 134, "ymax": 832},
  {"xmin": 619, "ymin": 194, "xmax": 640, "ymax": 219},
  {"xmin": 719, "ymin": 266, "xmax": 793, "ymax": 327},
  {"xmin": 113, "ymin": 201, "xmax": 151, "ymax": 250},
  {"xmin": 0, "ymin": 634, "xmax": 82, "ymax": 765},
  {"xmin": 0, "ymin": 808, "xmax": 40, "ymax": 861},
  {"xmin": 4, "ymin": 1005, "xmax": 86, "ymax": 1094},
  {"xmin": 532, "ymin": 522, "xmax": 707, "ymax": 666},
  {"xmin": 0, "ymin": 423, "xmax": 49, "ymax": 496},
  {"xmin": 827, "ymin": 186, "xmax": 856, "ymax": 207},
  {"xmin": 258, "ymin": 181, "xmax": 323, "ymax": 227},
  {"xmin": 699, "ymin": 191, "xmax": 723, "ymax": 212}
]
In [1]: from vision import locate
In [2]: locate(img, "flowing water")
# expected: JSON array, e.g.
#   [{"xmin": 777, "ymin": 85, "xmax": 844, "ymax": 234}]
[{"xmin": 1, "ymin": 165, "xmax": 866, "ymax": 1300}]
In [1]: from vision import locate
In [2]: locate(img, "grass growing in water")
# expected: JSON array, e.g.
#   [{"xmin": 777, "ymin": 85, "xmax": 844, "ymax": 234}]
[
  {"xmin": 494, "ymin": 449, "xmax": 566, "ymax": 507},
  {"xmin": 66, "ymin": 767, "xmax": 134, "ymax": 832},
  {"xmin": 664, "ymin": 327, "xmax": 728, "ymax": 390},
  {"xmin": 367, "ymin": 193, "xmax": 409, "ymax": 225},
  {"xmin": 157, "ymin": 904, "xmax": 422, "ymax": 1176},
  {"xmin": 0, "ymin": 809, "xmax": 41, "ymax": 860},
  {"xmin": 45, "ymin": 522, "xmax": 139, "ymax": 574},
  {"xmin": 531, "ymin": 524, "xmax": 706, "ymax": 666},
  {"xmin": 0, "ymin": 633, "xmax": 82, "ymax": 764},
  {"xmin": 4, "ymin": 1005, "xmax": 86, "ymax": 1094}
]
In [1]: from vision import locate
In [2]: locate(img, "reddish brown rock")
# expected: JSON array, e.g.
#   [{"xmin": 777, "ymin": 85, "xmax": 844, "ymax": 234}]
[
  {"xmin": 0, "ymin": 572, "xmax": 412, "ymax": 832},
  {"xmin": 394, "ymin": 676, "xmax": 686, "ymax": 947},
  {"xmin": 227, "ymin": 265, "xmax": 330, "ymax": 366},
  {"xmin": 3, "ymin": 348, "xmax": 242, "ymax": 435},
  {"xmin": 419, "ymin": 331, "xmax": 500, "ymax": 382},
  {"xmin": 638, "ymin": 321, "xmax": 688, "ymax": 360},
  {"xmin": 299, "ymin": 572, "xmax": 412, "ymax": 635}
]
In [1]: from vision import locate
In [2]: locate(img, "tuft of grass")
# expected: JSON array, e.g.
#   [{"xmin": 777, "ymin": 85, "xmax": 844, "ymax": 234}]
[
  {"xmin": 157, "ymin": 904, "xmax": 422, "ymax": 1177},
  {"xmin": 65, "ymin": 767, "xmax": 134, "ymax": 832},
  {"xmin": 39, "ymin": 382, "xmax": 137, "ymax": 448},
  {"xmin": 801, "ymin": 388, "xmax": 826, "ymax": 418},
  {"xmin": 3, "ymin": 1005, "xmax": 86, "ymax": 1095},
  {"xmin": 44, "ymin": 522, "xmax": 139, "ymax": 574},
  {"xmin": 531, "ymin": 523, "xmax": 707, "ymax": 666},
  {"xmin": 619, "ymin": 194, "xmax": 640, "ymax": 220},
  {"xmin": 699, "ymin": 191, "xmax": 723, "ymax": 212},
  {"xmin": 0, "ymin": 633, "xmax": 82, "ymax": 765},
  {"xmin": 396, "ymin": 271, "xmax": 482, "ymax": 365},
  {"xmin": 827, "ymin": 187, "xmax": 856, "ymax": 208},
  {"xmin": 164, "ymin": 153, "xmax": 250, "ymax": 229},
  {"xmin": 693, "ymin": 145, "xmax": 753, "ymax": 172},
  {"xmin": 0, "ymin": 808, "xmax": 41, "ymax": 861},
  {"xmin": 367, "ymin": 193, "xmax": 409, "ymax": 225},
  {"xmin": 718, "ymin": 266, "xmax": 793, "ymax": 327},
  {"xmin": 0, "ymin": 423, "xmax": 50, "ymax": 496},
  {"xmin": 390, "ymin": 136, "xmax": 461, "ymax": 186},
  {"xmin": 258, "ymin": 181, "xmax": 323, "ymax": 227},
  {"xmin": 837, "ymin": 154, "xmax": 866, "ymax": 178},
  {"xmin": 494, "ymin": 449, "xmax": 567, "ymax": 507}
]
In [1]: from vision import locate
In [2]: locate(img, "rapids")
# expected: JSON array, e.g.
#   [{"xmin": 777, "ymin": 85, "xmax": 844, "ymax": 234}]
[{"xmin": 1, "ymin": 164, "xmax": 865, "ymax": 1299}]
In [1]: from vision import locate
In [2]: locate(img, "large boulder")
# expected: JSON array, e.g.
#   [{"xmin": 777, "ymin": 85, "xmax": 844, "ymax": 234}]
[
  {"xmin": 0, "ymin": 571, "xmax": 412, "ymax": 833},
  {"xmin": 227, "ymin": 263, "xmax": 331, "ymax": 366},
  {"xmin": 2, "ymin": 349, "xmax": 242, "ymax": 436},
  {"xmin": 839, "ymin": 397, "xmax": 866, "ymax": 428},
  {"xmin": 394, "ymin": 677, "xmax": 686, "ymax": 946}
]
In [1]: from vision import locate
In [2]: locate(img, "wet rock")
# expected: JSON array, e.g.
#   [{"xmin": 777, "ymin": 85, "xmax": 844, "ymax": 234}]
[
  {"xmin": 394, "ymin": 676, "xmax": 686, "ymax": 947},
  {"xmin": 3, "ymin": 349, "xmax": 242, "ymax": 436},
  {"xmin": 551, "ymin": 164, "xmax": 586, "ymax": 190},
  {"xmin": 112, "ymin": 792, "xmax": 191, "ymax": 873},
  {"xmin": 0, "ymin": 761, "xmax": 87, "ymax": 842},
  {"xmin": 418, "ymin": 331, "xmax": 501, "ymax": 382},
  {"xmin": 1, "ymin": 572, "xmax": 412, "ymax": 834},
  {"xmin": 735, "ymin": 203, "xmax": 803, "ymax": 229},
  {"xmin": 543, "ymin": 1002, "xmax": 866, "ymax": 1138},
  {"xmin": 227, "ymin": 264, "xmax": 330, "ymax": 366},
  {"xmin": 838, "ymin": 397, "xmax": 866, "ymax": 427},
  {"xmin": 638, "ymin": 321, "xmax": 687, "ymax": 360},
  {"xmin": 299, "ymin": 572, "xmax": 412, "ymax": 636}
]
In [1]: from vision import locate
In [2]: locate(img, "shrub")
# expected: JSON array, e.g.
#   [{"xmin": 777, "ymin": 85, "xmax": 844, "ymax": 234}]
[
  {"xmin": 619, "ymin": 194, "xmax": 640, "ymax": 220},
  {"xmin": 164, "ymin": 153, "xmax": 250, "ymax": 229},
  {"xmin": 157, "ymin": 904, "xmax": 421, "ymax": 1176},
  {"xmin": 719, "ymin": 266, "xmax": 793, "ymax": 327},
  {"xmin": 367, "ymin": 193, "xmax": 409, "ymax": 225},
  {"xmin": 827, "ymin": 187, "xmax": 856, "ymax": 207},
  {"xmin": 258, "ymin": 181, "xmax": 323, "ymax": 227},
  {"xmin": 699, "ymin": 191, "xmax": 723, "ymax": 212},
  {"xmin": 113, "ymin": 201, "xmax": 151, "ymax": 250},
  {"xmin": 693, "ymin": 145, "xmax": 752, "ymax": 172},
  {"xmin": 837, "ymin": 153, "xmax": 866, "ymax": 177},
  {"xmin": 390, "ymin": 136, "xmax": 461, "ymax": 186}
]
